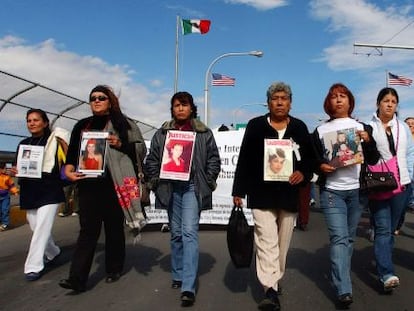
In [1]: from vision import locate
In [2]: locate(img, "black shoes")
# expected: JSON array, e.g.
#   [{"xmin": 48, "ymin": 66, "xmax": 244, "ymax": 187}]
[
  {"xmin": 172, "ymin": 280, "xmax": 182, "ymax": 289},
  {"xmin": 44, "ymin": 251, "xmax": 61, "ymax": 266},
  {"xmin": 25, "ymin": 271, "xmax": 42, "ymax": 281},
  {"xmin": 295, "ymin": 223, "xmax": 308, "ymax": 231},
  {"xmin": 181, "ymin": 291, "xmax": 195, "ymax": 307},
  {"xmin": 105, "ymin": 272, "xmax": 121, "ymax": 283},
  {"xmin": 258, "ymin": 288, "xmax": 281, "ymax": 311},
  {"xmin": 337, "ymin": 293, "xmax": 353, "ymax": 308},
  {"xmin": 59, "ymin": 279, "xmax": 86, "ymax": 293}
]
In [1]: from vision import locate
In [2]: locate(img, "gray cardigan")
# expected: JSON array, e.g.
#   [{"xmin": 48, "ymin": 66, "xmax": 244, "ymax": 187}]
[{"xmin": 144, "ymin": 119, "xmax": 221, "ymax": 211}]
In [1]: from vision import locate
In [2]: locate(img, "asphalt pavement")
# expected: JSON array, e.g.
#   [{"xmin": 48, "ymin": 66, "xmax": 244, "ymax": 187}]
[{"xmin": 1, "ymin": 204, "xmax": 413, "ymax": 311}]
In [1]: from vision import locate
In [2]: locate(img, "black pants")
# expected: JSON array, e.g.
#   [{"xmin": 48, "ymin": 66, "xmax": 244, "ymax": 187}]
[{"xmin": 69, "ymin": 177, "xmax": 125, "ymax": 285}]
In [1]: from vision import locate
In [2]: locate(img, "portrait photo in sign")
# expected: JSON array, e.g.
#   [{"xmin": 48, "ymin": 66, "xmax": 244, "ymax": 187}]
[
  {"xmin": 78, "ymin": 131, "xmax": 109, "ymax": 175},
  {"xmin": 16, "ymin": 144, "xmax": 44, "ymax": 178},
  {"xmin": 321, "ymin": 127, "xmax": 363, "ymax": 168},
  {"xmin": 160, "ymin": 130, "xmax": 196, "ymax": 181},
  {"xmin": 263, "ymin": 139, "xmax": 293, "ymax": 182}
]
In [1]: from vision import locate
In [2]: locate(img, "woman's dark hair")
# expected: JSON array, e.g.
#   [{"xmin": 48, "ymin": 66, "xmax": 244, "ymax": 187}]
[
  {"xmin": 323, "ymin": 83, "xmax": 355, "ymax": 119},
  {"xmin": 82, "ymin": 139, "xmax": 102, "ymax": 161},
  {"xmin": 170, "ymin": 91, "xmax": 198, "ymax": 119},
  {"xmin": 268, "ymin": 148, "xmax": 286, "ymax": 161},
  {"xmin": 89, "ymin": 85, "xmax": 130, "ymax": 142},
  {"xmin": 26, "ymin": 108, "xmax": 51, "ymax": 137}
]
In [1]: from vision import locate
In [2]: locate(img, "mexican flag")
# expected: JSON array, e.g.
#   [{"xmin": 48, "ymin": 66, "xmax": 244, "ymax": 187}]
[{"xmin": 181, "ymin": 19, "xmax": 211, "ymax": 35}]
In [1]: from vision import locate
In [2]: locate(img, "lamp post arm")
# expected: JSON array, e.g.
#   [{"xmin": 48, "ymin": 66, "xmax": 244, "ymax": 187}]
[
  {"xmin": 232, "ymin": 103, "xmax": 267, "ymax": 127},
  {"xmin": 204, "ymin": 52, "xmax": 262, "ymax": 126}
]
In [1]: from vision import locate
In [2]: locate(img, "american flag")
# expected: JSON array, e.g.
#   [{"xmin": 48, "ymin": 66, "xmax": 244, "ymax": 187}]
[
  {"xmin": 211, "ymin": 73, "xmax": 235, "ymax": 86},
  {"xmin": 388, "ymin": 72, "xmax": 413, "ymax": 86}
]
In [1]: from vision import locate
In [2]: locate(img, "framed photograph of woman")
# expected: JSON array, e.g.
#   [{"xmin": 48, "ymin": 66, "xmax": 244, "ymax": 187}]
[
  {"xmin": 160, "ymin": 130, "xmax": 196, "ymax": 181},
  {"xmin": 263, "ymin": 139, "xmax": 293, "ymax": 182},
  {"xmin": 78, "ymin": 131, "xmax": 109, "ymax": 175}
]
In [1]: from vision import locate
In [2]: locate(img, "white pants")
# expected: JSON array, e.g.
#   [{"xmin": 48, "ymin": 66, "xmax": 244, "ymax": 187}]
[
  {"xmin": 252, "ymin": 208, "xmax": 296, "ymax": 292},
  {"xmin": 24, "ymin": 203, "xmax": 60, "ymax": 274}
]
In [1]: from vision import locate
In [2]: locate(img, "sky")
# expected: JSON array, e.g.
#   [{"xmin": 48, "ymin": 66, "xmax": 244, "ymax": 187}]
[{"xmin": 1, "ymin": 0, "xmax": 414, "ymax": 151}]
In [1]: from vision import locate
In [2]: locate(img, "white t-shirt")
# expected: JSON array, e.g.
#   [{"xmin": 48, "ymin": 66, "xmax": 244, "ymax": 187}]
[{"xmin": 317, "ymin": 118, "xmax": 363, "ymax": 191}]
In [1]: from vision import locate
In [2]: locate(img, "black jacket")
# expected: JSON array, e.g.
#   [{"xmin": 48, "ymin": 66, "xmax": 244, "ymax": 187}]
[
  {"xmin": 144, "ymin": 118, "xmax": 221, "ymax": 211},
  {"xmin": 232, "ymin": 114, "xmax": 313, "ymax": 212}
]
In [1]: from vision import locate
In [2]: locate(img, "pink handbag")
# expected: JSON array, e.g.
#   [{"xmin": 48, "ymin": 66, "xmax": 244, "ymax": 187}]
[{"xmin": 368, "ymin": 120, "xmax": 404, "ymax": 200}]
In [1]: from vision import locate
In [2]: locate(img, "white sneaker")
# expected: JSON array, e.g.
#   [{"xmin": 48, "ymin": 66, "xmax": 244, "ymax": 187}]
[
  {"xmin": 367, "ymin": 228, "xmax": 375, "ymax": 242},
  {"xmin": 383, "ymin": 275, "xmax": 400, "ymax": 291},
  {"xmin": 161, "ymin": 224, "xmax": 170, "ymax": 232},
  {"xmin": 71, "ymin": 212, "xmax": 78, "ymax": 216},
  {"xmin": 0, "ymin": 224, "xmax": 9, "ymax": 231}
]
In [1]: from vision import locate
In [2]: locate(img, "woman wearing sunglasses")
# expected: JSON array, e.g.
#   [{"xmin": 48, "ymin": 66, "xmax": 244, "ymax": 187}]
[{"xmin": 59, "ymin": 85, "xmax": 147, "ymax": 293}]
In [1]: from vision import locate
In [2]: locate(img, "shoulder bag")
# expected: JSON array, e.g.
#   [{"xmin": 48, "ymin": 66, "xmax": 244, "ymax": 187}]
[{"xmin": 362, "ymin": 121, "xmax": 403, "ymax": 200}]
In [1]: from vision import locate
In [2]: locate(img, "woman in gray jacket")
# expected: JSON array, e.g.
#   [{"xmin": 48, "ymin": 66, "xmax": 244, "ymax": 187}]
[{"xmin": 145, "ymin": 91, "xmax": 220, "ymax": 307}]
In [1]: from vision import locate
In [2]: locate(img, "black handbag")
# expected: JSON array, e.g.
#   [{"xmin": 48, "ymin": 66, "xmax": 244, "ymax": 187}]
[
  {"xmin": 226, "ymin": 205, "xmax": 254, "ymax": 268},
  {"xmin": 360, "ymin": 161, "xmax": 398, "ymax": 194}
]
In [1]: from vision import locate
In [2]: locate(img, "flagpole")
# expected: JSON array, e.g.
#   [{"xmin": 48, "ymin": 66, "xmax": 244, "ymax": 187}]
[
  {"xmin": 386, "ymin": 70, "xmax": 389, "ymax": 87},
  {"xmin": 174, "ymin": 16, "xmax": 180, "ymax": 93},
  {"xmin": 203, "ymin": 51, "xmax": 263, "ymax": 126}
]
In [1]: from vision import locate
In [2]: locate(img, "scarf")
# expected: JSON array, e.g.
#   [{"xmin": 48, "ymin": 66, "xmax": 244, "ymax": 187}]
[
  {"xmin": 43, "ymin": 127, "xmax": 70, "ymax": 173},
  {"xmin": 105, "ymin": 119, "xmax": 147, "ymax": 244}
]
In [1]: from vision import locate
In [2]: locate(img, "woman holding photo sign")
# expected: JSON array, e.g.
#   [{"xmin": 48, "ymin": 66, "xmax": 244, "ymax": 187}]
[
  {"xmin": 311, "ymin": 83, "xmax": 380, "ymax": 308},
  {"xmin": 10, "ymin": 109, "xmax": 68, "ymax": 281},
  {"xmin": 59, "ymin": 85, "xmax": 147, "ymax": 293},
  {"xmin": 232, "ymin": 82, "xmax": 313, "ymax": 311},
  {"xmin": 145, "ymin": 91, "xmax": 220, "ymax": 307}
]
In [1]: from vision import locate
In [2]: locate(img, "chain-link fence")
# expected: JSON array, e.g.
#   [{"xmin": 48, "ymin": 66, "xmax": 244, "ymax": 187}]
[{"xmin": 0, "ymin": 70, "xmax": 157, "ymax": 151}]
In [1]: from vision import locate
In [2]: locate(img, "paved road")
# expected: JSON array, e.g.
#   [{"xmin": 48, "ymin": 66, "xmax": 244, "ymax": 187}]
[{"xmin": 1, "ymin": 206, "xmax": 413, "ymax": 311}]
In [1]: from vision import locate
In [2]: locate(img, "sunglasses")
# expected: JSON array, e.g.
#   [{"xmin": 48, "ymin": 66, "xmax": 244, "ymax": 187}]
[{"xmin": 90, "ymin": 95, "xmax": 108, "ymax": 102}]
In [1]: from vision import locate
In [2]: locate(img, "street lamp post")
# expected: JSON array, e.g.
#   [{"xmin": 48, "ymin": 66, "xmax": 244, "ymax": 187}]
[
  {"xmin": 232, "ymin": 103, "xmax": 267, "ymax": 127},
  {"xmin": 203, "ymin": 50, "xmax": 263, "ymax": 126}
]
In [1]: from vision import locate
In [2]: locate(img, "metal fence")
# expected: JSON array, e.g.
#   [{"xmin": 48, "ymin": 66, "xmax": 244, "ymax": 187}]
[{"xmin": 0, "ymin": 70, "xmax": 157, "ymax": 151}]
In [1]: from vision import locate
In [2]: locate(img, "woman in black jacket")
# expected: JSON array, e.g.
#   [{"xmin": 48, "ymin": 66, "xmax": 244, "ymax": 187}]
[
  {"xmin": 145, "ymin": 91, "xmax": 220, "ymax": 307},
  {"xmin": 232, "ymin": 82, "xmax": 313, "ymax": 311}
]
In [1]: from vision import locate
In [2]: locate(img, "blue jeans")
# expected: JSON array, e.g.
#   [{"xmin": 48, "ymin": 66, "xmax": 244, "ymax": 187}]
[
  {"xmin": 369, "ymin": 184, "xmax": 411, "ymax": 283},
  {"xmin": 396, "ymin": 182, "xmax": 413, "ymax": 230},
  {"xmin": 168, "ymin": 182, "xmax": 200, "ymax": 294},
  {"xmin": 320, "ymin": 188, "xmax": 361, "ymax": 296},
  {"xmin": 0, "ymin": 193, "xmax": 11, "ymax": 226}
]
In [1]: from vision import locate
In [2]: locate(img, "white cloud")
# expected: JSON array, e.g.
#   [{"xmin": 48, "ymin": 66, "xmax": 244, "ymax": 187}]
[
  {"xmin": 0, "ymin": 35, "xmax": 25, "ymax": 46},
  {"xmin": 309, "ymin": 0, "xmax": 414, "ymax": 70},
  {"xmin": 223, "ymin": 0, "xmax": 288, "ymax": 10},
  {"xmin": 0, "ymin": 36, "xmax": 172, "ymax": 128},
  {"xmin": 149, "ymin": 79, "xmax": 163, "ymax": 87},
  {"xmin": 309, "ymin": 0, "xmax": 414, "ymax": 119}
]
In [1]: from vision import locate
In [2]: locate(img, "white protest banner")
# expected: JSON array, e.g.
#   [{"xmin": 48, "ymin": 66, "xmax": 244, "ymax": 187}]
[{"xmin": 144, "ymin": 129, "xmax": 253, "ymax": 225}]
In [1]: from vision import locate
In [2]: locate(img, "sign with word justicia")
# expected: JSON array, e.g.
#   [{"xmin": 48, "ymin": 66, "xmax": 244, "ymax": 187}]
[{"xmin": 144, "ymin": 129, "xmax": 253, "ymax": 225}]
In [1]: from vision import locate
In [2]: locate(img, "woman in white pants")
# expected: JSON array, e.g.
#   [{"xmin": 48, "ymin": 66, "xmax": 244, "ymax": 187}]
[{"xmin": 11, "ymin": 109, "xmax": 67, "ymax": 281}]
